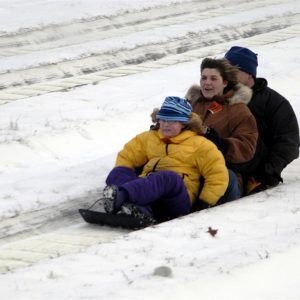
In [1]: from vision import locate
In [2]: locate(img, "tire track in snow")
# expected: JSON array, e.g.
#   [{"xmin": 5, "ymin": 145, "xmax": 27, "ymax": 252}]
[
  {"xmin": 0, "ymin": 0, "xmax": 299, "ymax": 103},
  {"xmin": 0, "ymin": 0, "xmax": 288, "ymax": 56}
]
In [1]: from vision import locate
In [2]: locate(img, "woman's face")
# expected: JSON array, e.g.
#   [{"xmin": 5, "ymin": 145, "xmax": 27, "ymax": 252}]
[
  {"xmin": 159, "ymin": 120, "xmax": 185, "ymax": 138},
  {"xmin": 200, "ymin": 68, "xmax": 228, "ymax": 99}
]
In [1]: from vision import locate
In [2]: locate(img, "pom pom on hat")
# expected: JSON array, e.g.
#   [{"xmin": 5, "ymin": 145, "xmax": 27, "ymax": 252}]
[
  {"xmin": 157, "ymin": 96, "xmax": 192, "ymax": 123},
  {"xmin": 225, "ymin": 46, "xmax": 258, "ymax": 77}
]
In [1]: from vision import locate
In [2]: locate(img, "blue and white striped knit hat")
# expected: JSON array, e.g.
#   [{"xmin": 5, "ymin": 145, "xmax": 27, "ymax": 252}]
[{"xmin": 157, "ymin": 96, "xmax": 192, "ymax": 123}]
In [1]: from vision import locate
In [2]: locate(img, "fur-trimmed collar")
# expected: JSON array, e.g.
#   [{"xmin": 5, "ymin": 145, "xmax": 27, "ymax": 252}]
[{"xmin": 185, "ymin": 83, "xmax": 253, "ymax": 106}]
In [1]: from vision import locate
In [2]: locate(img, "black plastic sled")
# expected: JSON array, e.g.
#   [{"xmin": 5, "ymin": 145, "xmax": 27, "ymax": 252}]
[{"xmin": 79, "ymin": 208, "xmax": 154, "ymax": 230}]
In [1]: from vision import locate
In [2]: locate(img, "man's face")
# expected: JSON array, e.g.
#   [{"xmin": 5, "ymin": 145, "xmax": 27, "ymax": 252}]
[{"xmin": 236, "ymin": 69, "xmax": 254, "ymax": 87}]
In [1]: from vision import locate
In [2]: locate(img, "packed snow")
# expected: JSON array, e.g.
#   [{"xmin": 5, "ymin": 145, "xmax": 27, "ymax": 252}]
[{"xmin": 0, "ymin": 0, "xmax": 300, "ymax": 299}]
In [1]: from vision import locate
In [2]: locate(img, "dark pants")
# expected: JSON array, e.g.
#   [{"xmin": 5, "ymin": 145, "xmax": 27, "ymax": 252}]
[
  {"xmin": 106, "ymin": 167, "xmax": 191, "ymax": 221},
  {"xmin": 191, "ymin": 169, "xmax": 240, "ymax": 211},
  {"xmin": 218, "ymin": 169, "xmax": 241, "ymax": 204}
]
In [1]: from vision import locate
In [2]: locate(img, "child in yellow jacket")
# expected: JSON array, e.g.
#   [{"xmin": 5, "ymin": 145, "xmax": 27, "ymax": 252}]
[{"xmin": 103, "ymin": 96, "xmax": 235, "ymax": 223}]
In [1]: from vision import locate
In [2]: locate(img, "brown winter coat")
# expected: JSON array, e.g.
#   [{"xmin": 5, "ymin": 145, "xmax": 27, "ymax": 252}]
[{"xmin": 185, "ymin": 83, "xmax": 258, "ymax": 165}]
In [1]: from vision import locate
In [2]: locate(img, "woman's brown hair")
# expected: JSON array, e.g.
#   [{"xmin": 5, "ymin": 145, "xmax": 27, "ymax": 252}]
[{"xmin": 201, "ymin": 58, "xmax": 239, "ymax": 91}]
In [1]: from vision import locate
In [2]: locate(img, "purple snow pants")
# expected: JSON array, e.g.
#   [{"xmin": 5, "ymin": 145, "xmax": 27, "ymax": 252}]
[{"xmin": 106, "ymin": 166, "xmax": 191, "ymax": 221}]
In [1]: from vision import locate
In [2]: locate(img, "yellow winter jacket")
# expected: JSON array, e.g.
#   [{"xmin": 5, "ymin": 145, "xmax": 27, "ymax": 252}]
[{"xmin": 116, "ymin": 129, "xmax": 229, "ymax": 206}]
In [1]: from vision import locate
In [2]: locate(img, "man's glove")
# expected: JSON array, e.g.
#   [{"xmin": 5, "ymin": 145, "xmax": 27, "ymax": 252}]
[
  {"xmin": 246, "ymin": 171, "xmax": 282, "ymax": 195},
  {"xmin": 204, "ymin": 127, "xmax": 229, "ymax": 154},
  {"xmin": 256, "ymin": 172, "xmax": 282, "ymax": 188}
]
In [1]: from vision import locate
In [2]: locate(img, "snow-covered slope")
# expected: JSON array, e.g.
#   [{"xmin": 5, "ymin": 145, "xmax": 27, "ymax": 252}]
[
  {"xmin": 1, "ymin": 182, "xmax": 300, "ymax": 299},
  {"xmin": 0, "ymin": 0, "xmax": 299, "ymax": 299}
]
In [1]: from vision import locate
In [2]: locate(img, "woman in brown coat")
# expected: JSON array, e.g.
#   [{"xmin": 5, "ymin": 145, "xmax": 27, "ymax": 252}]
[{"xmin": 185, "ymin": 58, "xmax": 258, "ymax": 195}]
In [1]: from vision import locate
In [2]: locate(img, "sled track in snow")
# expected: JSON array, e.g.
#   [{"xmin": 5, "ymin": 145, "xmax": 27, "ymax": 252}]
[
  {"xmin": 0, "ymin": 192, "xmax": 100, "ymax": 245},
  {"xmin": 0, "ymin": 0, "xmax": 299, "ymax": 104},
  {"xmin": 0, "ymin": 192, "xmax": 132, "ymax": 274}
]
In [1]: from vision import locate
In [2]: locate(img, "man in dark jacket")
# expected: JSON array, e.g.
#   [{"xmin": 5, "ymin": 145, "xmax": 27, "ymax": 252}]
[{"xmin": 225, "ymin": 46, "xmax": 299, "ymax": 194}]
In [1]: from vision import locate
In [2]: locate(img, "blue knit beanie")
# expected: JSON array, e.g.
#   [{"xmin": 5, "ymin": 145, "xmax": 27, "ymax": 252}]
[
  {"xmin": 157, "ymin": 96, "xmax": 192, "ymax": 123},
  {"xmin": 225, "ymin": 46, "xmax": 258, "ymax": 77}
]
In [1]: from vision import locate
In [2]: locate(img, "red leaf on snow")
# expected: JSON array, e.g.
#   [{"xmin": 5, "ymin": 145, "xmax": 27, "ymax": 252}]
[{"xmin": 207, "ymin": 226, "xmax": 218, "ymax": 237}]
